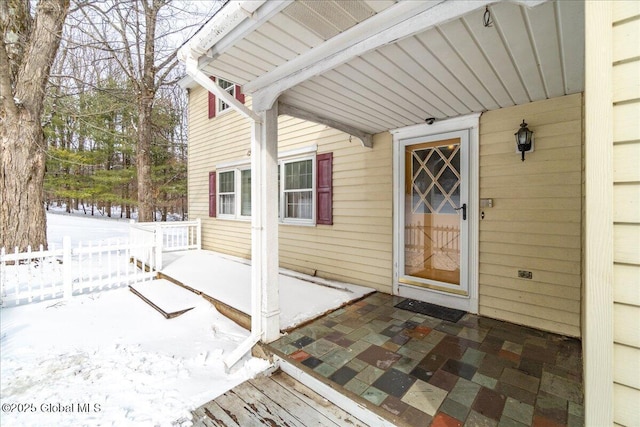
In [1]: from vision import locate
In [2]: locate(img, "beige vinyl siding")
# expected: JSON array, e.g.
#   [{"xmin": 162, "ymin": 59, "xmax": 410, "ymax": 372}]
[
  {"xmin": 187, "ymin": 86, "xmax": 252, "ymax": 258},
  {"xmin": 611, "ymin": 2, "xmax": 640, "ymax": 425},
  {"xmin": 187, "ymin": 86, "xmax": 394, "ymax": 291},
  {"xmin": 278, "ymin": 119, "xmax": 393, "ymax": 291},
  {"xmin": 478, "ymin": 93, "xmax": 582, "ymax": 337}
]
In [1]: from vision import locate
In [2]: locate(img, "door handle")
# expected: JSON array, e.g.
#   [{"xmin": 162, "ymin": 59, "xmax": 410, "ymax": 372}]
[{"xmin": 455, "ymin": 203, "xmax": 467, "ymax": 220}]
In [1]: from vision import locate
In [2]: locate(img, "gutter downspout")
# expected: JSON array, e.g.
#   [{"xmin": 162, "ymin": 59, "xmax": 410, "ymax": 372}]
[
  {"xmin": 180, "ymin": 51, "xmax": 264, "ymax": 370},
  {"xmin": 221, "ymin": 117, "xmax": 265, "ymax": 371}
]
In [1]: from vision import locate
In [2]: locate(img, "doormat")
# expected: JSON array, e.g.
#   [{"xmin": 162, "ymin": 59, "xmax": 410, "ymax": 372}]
[{"xmin": 395, "ymin": 299, "xmax": 466, "ymax": 323}]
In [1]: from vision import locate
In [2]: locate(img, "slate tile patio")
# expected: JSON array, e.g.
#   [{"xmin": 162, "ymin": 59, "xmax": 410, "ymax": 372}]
[{"xmin": 269, "ymin": 292, "xmax": 584, "ymax": 427}]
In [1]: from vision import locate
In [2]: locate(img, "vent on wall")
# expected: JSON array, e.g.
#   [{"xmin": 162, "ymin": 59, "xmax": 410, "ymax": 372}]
[{"xmin": 282, "ymin": 0, "xmax": 375, "ymax": 41}]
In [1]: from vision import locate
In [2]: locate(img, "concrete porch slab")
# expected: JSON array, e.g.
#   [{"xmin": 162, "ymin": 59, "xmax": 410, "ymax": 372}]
[
  {"xmin": 159, "ymin": 250, "xmax": 375, "ymax": 330},
  {"xmin": 129, "ymin": 279, "xmax": 202, "ymax": 319}
]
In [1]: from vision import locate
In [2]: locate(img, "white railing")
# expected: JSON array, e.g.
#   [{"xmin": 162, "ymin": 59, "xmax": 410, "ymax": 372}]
[
  {"xmin": 129, "ymin": 219, "xmax": 201, "ymax": 270},
  {"xmin": 0, "ymin": 237, "xmax": 157, "ymax": 308}
]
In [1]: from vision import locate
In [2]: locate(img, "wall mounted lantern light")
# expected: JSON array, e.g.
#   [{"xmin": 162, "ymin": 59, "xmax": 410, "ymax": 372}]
[{"xmin": 515, "ymin": 119, "xmax": 534, "ymax": 161}]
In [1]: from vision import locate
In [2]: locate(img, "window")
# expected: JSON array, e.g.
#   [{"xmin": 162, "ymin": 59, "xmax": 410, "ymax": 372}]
[
  {"xmin": 207, "ymin": 77, "xmax": 245, "ymax": 119},
  {"xmin": 240, "ymin": 169, "xmax": 251, "ymax": 217},
  {"xmin": 217, "ymin": 79, "xmax": 234, "ymax": 114},
  {"xmin": 282, "ymin": 158, "xmax": 313, "ymax": 221},
  {"xmin": 209, "ymin": 151, "xmax": 332, "ymax": 225},
  {"xmin": 208, "ymin": 172, "xmax": 216, "ymax": 217},
  {"xmin": 218, "ymin": 170, "xmax": 235, "ymax": 216}
]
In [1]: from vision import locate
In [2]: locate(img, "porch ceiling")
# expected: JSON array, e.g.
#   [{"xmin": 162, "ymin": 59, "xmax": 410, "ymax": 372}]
[{"xmin": 196, "ymin": 0, "xmax": 584, "ymax": 134}]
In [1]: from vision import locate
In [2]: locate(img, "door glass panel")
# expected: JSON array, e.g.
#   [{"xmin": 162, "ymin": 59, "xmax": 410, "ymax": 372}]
[{"xmin": 405, "ymin": 139, "xmax": 461, "ymax": 286}]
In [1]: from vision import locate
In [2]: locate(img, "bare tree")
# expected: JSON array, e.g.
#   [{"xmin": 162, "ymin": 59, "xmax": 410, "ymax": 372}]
[
  {"xmin": 1, "ymin": 0, "xmax": 70, "ymax": 251},
  {"xmin": 75, "ymin": 0, "xmax": 205, "ymax": 222}
]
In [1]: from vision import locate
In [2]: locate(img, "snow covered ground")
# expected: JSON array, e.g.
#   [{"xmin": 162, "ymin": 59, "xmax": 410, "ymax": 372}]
[
  {"xmin": 1, "ymin": 213, "xmax": 270, "ymax": 426},
  {"xmin": 46, "ymin": 209, "xmax": 131, "ymax": 247},
  {"xmin": 161, "ymin": 250, "xmax": 374, "ymax": 329}
]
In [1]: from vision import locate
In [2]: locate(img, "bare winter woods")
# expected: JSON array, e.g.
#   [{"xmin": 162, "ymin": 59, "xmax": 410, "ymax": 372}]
[{"xmin": 1, "ymin": 0, "xmax": 217, "ymax": 250}]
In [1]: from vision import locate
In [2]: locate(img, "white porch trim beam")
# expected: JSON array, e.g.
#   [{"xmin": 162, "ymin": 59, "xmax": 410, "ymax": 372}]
[
  {"xmin": 248, "ymin": 0, "xmax": 548, "ymax": 112},
  {"xmin": 278, "ymin": 102, "xmax": 373, "ymax": 148},
  {"xmin": 184, "ymin": 58, "xmax": 261, "ymax": 123}
]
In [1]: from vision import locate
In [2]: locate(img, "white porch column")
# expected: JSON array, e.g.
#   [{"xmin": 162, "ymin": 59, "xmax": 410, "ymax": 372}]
[{"xmin": 251, "ymin": 102, "xmax": 280, "ymax": 343}]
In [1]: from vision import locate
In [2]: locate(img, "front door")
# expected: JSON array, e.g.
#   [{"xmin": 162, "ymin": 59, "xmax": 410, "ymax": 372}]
[{"xmin": 398, "ymin": 130, "xmax": 469, "ymax": 302}]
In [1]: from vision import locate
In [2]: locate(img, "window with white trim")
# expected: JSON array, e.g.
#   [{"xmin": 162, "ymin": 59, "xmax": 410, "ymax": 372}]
[
  {"xmin": 281, "ymin": 157, "xmax": 314, "ymax": 222},
  {"xmin": 217, "ymin": 79, "xmax": 235, "ymax": 114},
  {"xmin": 217, "ymin": 170, "xmax": 235, "ymax": 216},
  {"xmin": 240, "ymin": 169, "xmax": 251, "ymax": 217},
  {"xmin": 213, "ymin": 149, "xmax": 331, "ymax": 226}
]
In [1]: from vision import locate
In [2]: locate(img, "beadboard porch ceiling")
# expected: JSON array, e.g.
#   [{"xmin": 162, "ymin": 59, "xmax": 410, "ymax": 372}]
[{"xmin": 195, "ymin": 0, "xmax": 584, "ymax": 134}]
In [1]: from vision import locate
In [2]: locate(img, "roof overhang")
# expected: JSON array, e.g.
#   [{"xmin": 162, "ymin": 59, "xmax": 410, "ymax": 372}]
[{"xmin": 178, "ymin": 0, "xmax": 584, "ymax": 139}]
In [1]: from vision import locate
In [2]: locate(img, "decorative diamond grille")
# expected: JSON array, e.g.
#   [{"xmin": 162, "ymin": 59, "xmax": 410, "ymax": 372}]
[{"xmin": 411, "ymin": 145, "xmax": 461, "ymax": 215}]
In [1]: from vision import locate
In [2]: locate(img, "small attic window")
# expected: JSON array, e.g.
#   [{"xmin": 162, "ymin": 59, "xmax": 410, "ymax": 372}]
[{"xmin": 217, "ymin": 78, "xmax": 235, "ymax": 114}]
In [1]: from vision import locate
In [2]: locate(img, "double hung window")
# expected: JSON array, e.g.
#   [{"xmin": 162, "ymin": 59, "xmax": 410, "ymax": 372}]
[
  {"xmin": 209, "ymin": 149, "xmax": 332, "ymax": 225},
  {"xmin": 217, "ymin": 171, "xmax": 235, "ymax": 216},
  {"xmin": 282, "ymin": 157, "xmax": 313, "ymax": 222}
]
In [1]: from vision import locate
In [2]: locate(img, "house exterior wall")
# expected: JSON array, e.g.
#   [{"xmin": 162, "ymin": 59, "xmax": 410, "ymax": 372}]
[
  {"xmin": 611, "ymin": 2, "xmax": 640, "ymax": 425},
  {"xmin": 189, "ymin": 83, "xmax": 585, "ymax": 338},
  {"xmin": 478, "ymin": 94, "xmax": 583, "ymax": 337},
  {"xmin": 187, "ymin": 85, "xmax": 252, "ymax": 257},
  {"xmin": 187, "ymin": 85, "xmax": 394, "ymax": 292}
]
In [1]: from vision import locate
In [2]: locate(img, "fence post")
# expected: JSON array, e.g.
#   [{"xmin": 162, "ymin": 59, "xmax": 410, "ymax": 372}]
[
  {"xmin": 196, "ymin": 218, "xmax": 202, "ymax": 250},
  {"xmin": 155, "ymin": 222, "xmax": 163, "ymax": 271},
  {"xmin": 63, "ymin": 236, "xmax": 72, "ymax": 299}
]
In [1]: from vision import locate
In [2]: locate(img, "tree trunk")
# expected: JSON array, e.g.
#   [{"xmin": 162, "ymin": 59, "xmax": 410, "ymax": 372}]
[
  {"xmin": 0, "ymin": 117, "xmax": 48, "ymax": 250},
  {"xmin": 0, "ymin": 0, "xmax": 70, "ymax": 251},
  {"xmin": 135, "ymin": 1, "xmax": 159, "ymax": 223},
  {"xmin": 136, "ymin": 95, "xmax": 154, "ymax": 222}
]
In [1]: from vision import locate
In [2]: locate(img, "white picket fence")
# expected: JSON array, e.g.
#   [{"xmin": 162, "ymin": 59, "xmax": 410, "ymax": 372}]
[
  {"xmin": 0, "ymin": 237, "xmax": 157, "ymax": 308},
  {"xmin": 1, "ymin": 220, "xmax": 201, "ymax": 308}
]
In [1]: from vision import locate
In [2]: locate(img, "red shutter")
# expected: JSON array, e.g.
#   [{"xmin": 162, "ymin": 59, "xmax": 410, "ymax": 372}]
[
  {"xmin": 208, "ymin": 77, "xmax": 216, "ymax": 119},
  {"xmin": 316, "ymin": 153, "xmax": 333, "ymax": 225},
  {"xmin": 235, "ymin": 84, "xmax": 245, "ymax": 104},
  {"xmin": 209, "ymin": 172, "xmax": 217, "ymax": 217}
]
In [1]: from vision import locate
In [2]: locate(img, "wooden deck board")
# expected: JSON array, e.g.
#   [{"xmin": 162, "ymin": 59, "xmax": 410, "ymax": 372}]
[
  {"xmin": 194, "ymin": 402, "xmax": 241, "ymax": 427},
  {"xmin": 247, "ymin": 376, "xmax": 341, "ymax": 426},
  {"xmin": 191, "ymin": 372, "xmax": 370, "ymax": 427},
  {"xmin": 264, "ymin": 374, "xmax": 369, "ymax": 427}
]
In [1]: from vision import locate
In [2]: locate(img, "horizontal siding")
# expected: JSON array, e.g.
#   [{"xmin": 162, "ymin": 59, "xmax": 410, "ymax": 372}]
[
  {"xmin": 278, "ymin": 130, "xmax": 393, "ymax": 291},
  {"xmin": 614, "ymin": 383, "xmax": 640, "ymax": 427},
  {"xmin": 614, "ymin": 343, "xmax": 640, "ymax": 390},
  {"xmin": 478, "ymin": 93, "xmax": 582, "ymax": 336},
  {"xmin": 187, "ymin": 86, "xmax": 252, "ymax": 258},
  {"xmin": 611, "ymin": 3, "xmax": 640, "ymax": 425},
  {"xmin": 187, "ymin": 86, "xmax": 393, "ymax": 290}
]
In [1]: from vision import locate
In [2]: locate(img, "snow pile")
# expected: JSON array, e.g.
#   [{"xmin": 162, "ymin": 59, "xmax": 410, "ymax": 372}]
[
  {"xmin": 0, "ymin": 289, "xmax": 270, "ymax": 427},
  {"xmin": 161, "ymin": 250, "xmax": 374, "ymax": 329}
]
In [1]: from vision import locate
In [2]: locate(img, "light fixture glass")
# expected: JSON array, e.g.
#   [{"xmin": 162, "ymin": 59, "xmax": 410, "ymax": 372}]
[{"xmin": 514, "ymin": 119, "xmax": 534, "ymax": 161}]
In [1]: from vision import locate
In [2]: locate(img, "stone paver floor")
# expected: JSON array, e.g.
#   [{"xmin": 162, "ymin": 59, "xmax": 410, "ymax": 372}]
[{"xmin": 269, "ymin": 292, "xmax": 583, "ymax": 427}]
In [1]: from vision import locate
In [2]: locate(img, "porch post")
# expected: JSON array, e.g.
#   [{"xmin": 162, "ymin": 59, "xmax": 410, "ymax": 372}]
[
  {"xmin": 250, "ymin": 102, "xmax": 280, "ymax": 343},
  {"xmin": 260, "ymin": 102, "xmax": 280, "ymax": 343},
  {"xmin": 583, "ymin": 1, "xmax": 613, "ymax": 424}
]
